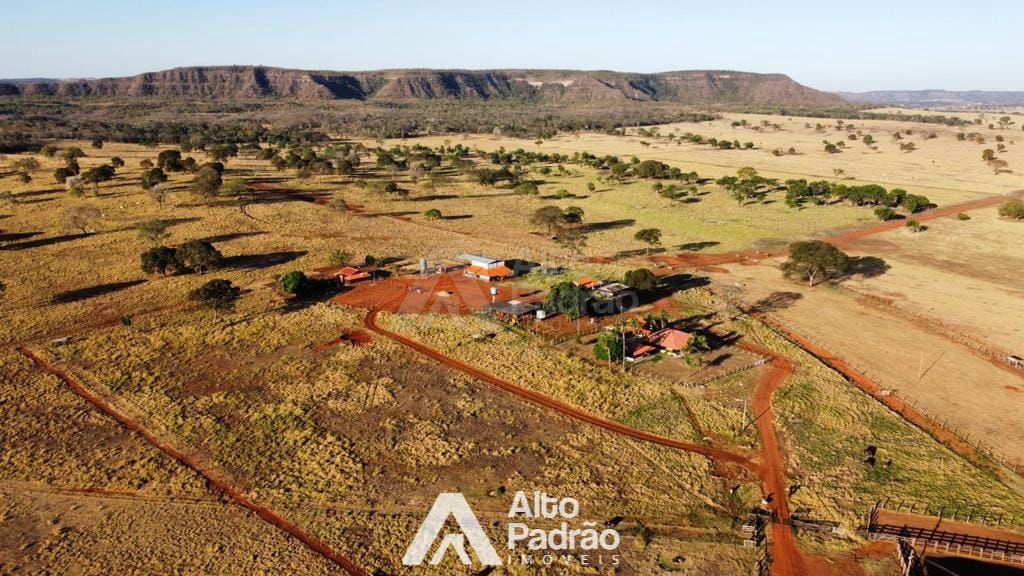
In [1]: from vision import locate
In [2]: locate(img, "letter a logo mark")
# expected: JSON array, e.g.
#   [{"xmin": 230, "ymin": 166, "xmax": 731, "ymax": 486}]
[{"xmin": 403, "ymin": 493, "xmax": 501, "ymax": 566}]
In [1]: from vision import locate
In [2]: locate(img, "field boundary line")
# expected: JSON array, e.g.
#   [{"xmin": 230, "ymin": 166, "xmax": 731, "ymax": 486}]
[
  {"xmin": 750, "ymin": 314, "xmax": 1024, "ymax": 485},
  {"xmin": 837, "ymin": 283, "xmax": 1024, "ymax": 379},
  {"xmin": 364, "ymin": 309, "xmax": 812, "ymax": 576},
  {"xmin": 16, "ymin": 346, "xmax": 373, "ymax": 576}
]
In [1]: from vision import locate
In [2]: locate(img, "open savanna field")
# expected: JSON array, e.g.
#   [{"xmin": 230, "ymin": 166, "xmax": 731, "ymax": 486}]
[{"xmin": 1, "ymin": 104, "xmax": 1022, "ymax": 576}]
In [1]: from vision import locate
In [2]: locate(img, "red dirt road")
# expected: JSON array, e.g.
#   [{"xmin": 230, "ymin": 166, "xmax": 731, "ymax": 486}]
[
  {"xmin": 363, "ymin": 310, "xmax": 754, "ymax": 467},
  {"xmin": 653, "ymin": 189, "xmax": 1024, "ymax": 269},
  {"xmin": 737, "ymin": 340, "xmax": 809, "ymax": 576},
  {"xmin": 17, "ymin": 347, "xmax": 372, "ymax": 576},
  {"xmin": 756, "ymin": 314, "xmax": 995, "ymax": 477},
  {"xmin": 364, "ymin": 309, "xmax": 820, "ymax": 575}
]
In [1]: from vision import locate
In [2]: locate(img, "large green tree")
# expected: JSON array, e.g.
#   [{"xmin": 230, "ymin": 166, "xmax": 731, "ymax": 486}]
[
  {"xmin": 623, "ymin": 268, "xmax": 658, "ymax": 291},
  {"xmin": 531, "ymin": 205, "xmax": 564, "ymax": 236},
  {"xmin": 543, "ymin": 281, "xmax": 587, "ymax": 319},
  {"xmin": 176, "ymin": 240, "xmax": 223, "ymax": 273},
  {"xmin": 781, "ymin": 241, "xmax": 850, "ymax": 286},
  {"xmin": 633, "ymin": 228, "xmax": 662, "ymax": 255},
  {"xmin": 190, "ymin": 279, "xmax": 241, "ymax": 316}
]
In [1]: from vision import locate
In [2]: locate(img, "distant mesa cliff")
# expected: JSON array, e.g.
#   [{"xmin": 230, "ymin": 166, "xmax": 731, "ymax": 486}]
[{"xmin": 0, "ymin": 66, "xmax": 845, "ymax": 107}]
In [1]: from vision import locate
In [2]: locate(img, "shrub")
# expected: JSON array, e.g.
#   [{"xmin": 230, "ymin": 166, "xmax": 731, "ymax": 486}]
[
  {"xmin": 998, "ymin": 199, "xmax": 1024, "ymax": 220},
  {"xmin": 874, "ymin": 207, "xmax": 898, "ymax": 221},
  {"xmin": 514, "ymin": 182, "xmax": 539, "ymax": 195},
  {"xmin": 279, "ymin": 271, "xmax": 308, "ymax": 295},
  {"xmin": 423, "ymin": 208, "xmax": 442, "ymax": 220}
]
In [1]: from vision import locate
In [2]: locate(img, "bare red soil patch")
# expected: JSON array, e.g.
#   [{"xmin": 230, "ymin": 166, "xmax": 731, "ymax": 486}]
[
  {"xmin": 317, "ymin": 329, "xmax": 373, "ymax": 351},
  {"xmin": 334, "ymin": 271, "xmax": 541, "ymax": 315}
]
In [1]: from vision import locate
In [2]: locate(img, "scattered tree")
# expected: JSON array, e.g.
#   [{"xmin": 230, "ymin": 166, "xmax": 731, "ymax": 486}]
[
  {"xmin": 781, "ymin": 240, "xmax": 850, "ymax": 286},
  {"xmin": 633, "ymin": 228, "xmax": 662, "ymax": 255},
  {"xmin": 531, "ymin": 205, "xmax": 564, "ymax": 236},
  {"xmin": 594, "ymin": 328, "xmax": 626, "ymax": 364},
  {"xmin": 140, "ymin": 246, "xmax": 180, "ymax": 275},
  {"xmin": 874, "ymin": 207, "xmax": 898, "ymax": 221},
  {"xmin": 330, "ymin": 250, "xmax": 353, "ymax": 267},
  {"xmin": 514, "ymin": 182, "xmax": 539, "ymax": 195},
  {"xmin": 423, "ymin": 208, "xmax": 442, "ymax": 220},
  {"xmin": 998, "ymin": 198, "xmax": 1024, "ymax": 220},
  {"xmin": 623, "ymin": 268, "xmax": 658, "ymax": 291},
  {"xmin": 141, "ymin": 167, "xmax": 168, "ymax": 190},
  {"xmin": 556, "ymin": 228, "xmax": 588, "ymax": 260},
  {"xmin": 190, "ymin": 165, "xmax": 223, "ymax": 200},
  {"xmin": 62, "ymin": 204, "xmax": 102, "ymax": 234},
  {"xmin": 147, "ymin": 183, "xmax": 169, "ymax": 209},
  {"xmin": 136, "ymin": 219, "xmax": 170, "ymax": 243},
  {"xmin": 544, "ymin": 281, "xmax": 587, "ymax": 319},
  {"xmin": 189, "ymin": 279, "xmax": 241, "ymax": 316},
  {"xmin": 176, "ymin": 240, "xmax": 223, "ymax": 273}
]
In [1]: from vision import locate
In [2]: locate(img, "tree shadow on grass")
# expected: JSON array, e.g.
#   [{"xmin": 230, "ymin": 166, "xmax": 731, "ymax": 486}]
[
  {"xmin": 222, "ymin": 250, "xmax": 307, "ymax": 270},
  {"xmin": 580, "ymin": 219, "xmax": 635, "ymax": 233},
  {"xmin": 847, "ymin": 256, "xmax": 890, "ymax": 279},
  {"xmin": 612, "ymin": 247, "xmax": 665, "ymax": 259},
  {"xmin": 198, "ymin": 231, "xmax": 267, "ymax": 244},
  {"xmin": 414, "ymin": 194, "xmax": 458, "ymax": 201},
  {"xmin": 746, "ymin": 291, "xmax": 803, "ymax": 314},
  {"xmin": 281, "ymin": 278, "xmax": 343, "ymax": 313},
  {"xmin": 441, "ymin": 214, "xmax": 473, "ymax": 221},
  {"xmin": 0, "ymin": 232, "xmax": 93, "ymax": 251},
  {"xmin": 0, "ymin": 231, "xmax": 43, "ymax": 243},
  {"xmin": 360, "ymin": 210, "xmax": 418, "ymax": 218},
  {"xmin": 51, "ymin": 279, "xmax": 146, "ymax": 304},
  {"xmin": 678, "ymin": 241, "xmax": 720, "ymax": 252}
]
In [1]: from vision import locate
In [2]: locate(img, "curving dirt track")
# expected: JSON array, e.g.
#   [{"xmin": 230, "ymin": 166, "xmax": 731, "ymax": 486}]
[
  {"xmin": 16, "ymin": 346, "xmax": 372, "ymax": 576},
  {"xmin": 736, "ymin": 340, "xmax": 809, "ymax": 576},
  {"xmin": 365, "ymin": 309, "xmax": 818, "ymax": 575},
  {"xmin": 363, "ymin": 309, "xmax": 753, "ymax": 467}
]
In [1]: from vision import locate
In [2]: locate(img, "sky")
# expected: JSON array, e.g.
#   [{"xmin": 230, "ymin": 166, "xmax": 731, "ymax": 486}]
[{"xmin": 2, "ymin": 0, "xmax": 1022, "ymax": 92}]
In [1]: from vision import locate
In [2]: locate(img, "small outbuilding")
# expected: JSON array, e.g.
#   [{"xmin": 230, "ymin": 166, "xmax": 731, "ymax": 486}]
[
  {"xmin": 459, "ymin": 254, "xmax": 515, "ymax": 282},
  {"xmin": 336, "ymin": 266, "xmax": 372, "ymax": 283},
  {"xmin": 484, "ymin": 300, "xmax": 539, "ymax": 324},
  {"xmin": 573, "ymin": 277, "xmax": 603, "ymax": 290},
  {"xmin": 589, "ymin": 282, "xmax": 638, "ymax": 315}
]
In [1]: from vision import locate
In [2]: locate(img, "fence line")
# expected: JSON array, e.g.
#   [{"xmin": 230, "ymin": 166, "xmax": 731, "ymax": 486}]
[
  {"xmin": 838, "ymin": 284, "xmax": 1023, "ymax": 374},
  {"xmin": 753, "ymin": 311, "xmax": 1024, "ymax": 480},
  {"xmin": 688, "ymin": 356, "xmax": 769, "ymax": 388}
]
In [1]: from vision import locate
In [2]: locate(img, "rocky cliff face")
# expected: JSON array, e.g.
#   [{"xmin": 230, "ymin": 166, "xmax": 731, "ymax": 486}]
[{"xmin": 4, "ymin": 66, "xmax": 844, "ymax": 106}]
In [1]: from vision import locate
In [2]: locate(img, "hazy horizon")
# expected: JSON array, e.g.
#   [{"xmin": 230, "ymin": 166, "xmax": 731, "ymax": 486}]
[{"xmin": 2, "ymin": 0, "xmax": 1023, "ymax": 92}]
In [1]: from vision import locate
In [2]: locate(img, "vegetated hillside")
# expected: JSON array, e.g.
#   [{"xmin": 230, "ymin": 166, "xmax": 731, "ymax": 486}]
[
  {"xmin": 0, "ymin": 66, "xmax": 844, "ymax": 107},
  {"xmin": 842, "ymin": 90, "xmax": 1024, "ymax": 108}
]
